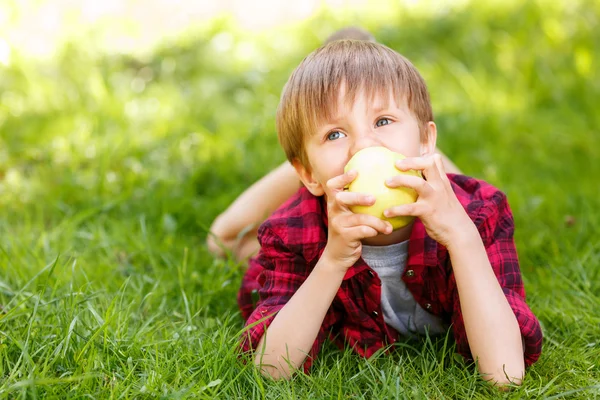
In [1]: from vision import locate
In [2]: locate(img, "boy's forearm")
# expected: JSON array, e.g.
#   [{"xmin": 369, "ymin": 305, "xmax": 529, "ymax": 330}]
[
  {"xmin": 254, "ymin": 252, "xmax": 345, "ymax": 379},
  {"xmin": 447, "ymin": 226, "xmax": 524, "ymax": 385},
  {"xmin": 210, "ymin": 162, "xmax": 300, "ymax": 244}
]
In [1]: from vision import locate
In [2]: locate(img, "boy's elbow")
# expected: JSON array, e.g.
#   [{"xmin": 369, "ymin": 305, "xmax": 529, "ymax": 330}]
[
  {"xmin": 207, "ymin": 217, "xmax": 259, "ymax": 260},
  {"xmin": 490, "ymin": 374, "xmax": 523, "ymax": 389},
  {"xmin": 254, "ymin": 358, "xmax": 294, "ymax": 381},
  {"xmin": 481, "ymin": 364, "xmax": 524, "ymax": 389},
  {"xmin": 252, "ymin": 338, "xmax": 297, "ymax": 381},
  {"xmin": 258, "ymin": 366, "xmax": 293, "ymax": 381},
  {"xmin": 206, "ymin": 232, "xmax": 229, "ymax": 258},
  {"xmin": 207, "ymin": 216, "xmax": 233, "ymax": 258}
]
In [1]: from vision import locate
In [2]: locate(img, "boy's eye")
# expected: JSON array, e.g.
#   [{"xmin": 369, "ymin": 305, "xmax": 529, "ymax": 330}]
[
  {"xmin": 326, "ymin": 131, "xmax": 346, "ymax": 141},
  {"xmin": 376, "ymin": 118, "xmax": 392, "ymax": 127}
]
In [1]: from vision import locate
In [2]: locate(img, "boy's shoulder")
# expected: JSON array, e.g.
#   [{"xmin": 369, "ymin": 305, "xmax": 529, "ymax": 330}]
[
  {"xmin": 258, "ymin": 187, "xmax": 327, "ymax": 259},
  {"xmin": 406, "ymin": 174, "xmax": 514, "ymax": 269},
  {"xmin": 269, "ymin": 186, "xmax": 326, "ymax": 221},
  {"xmin": 447, "ymin": 173, "xmax": 511, "ymax": 224}
]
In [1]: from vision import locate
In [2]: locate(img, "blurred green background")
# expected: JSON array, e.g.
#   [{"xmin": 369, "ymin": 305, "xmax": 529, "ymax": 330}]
[{"xmin": 0, "ymin": 0, "xmax": 599, "ymax": 398}]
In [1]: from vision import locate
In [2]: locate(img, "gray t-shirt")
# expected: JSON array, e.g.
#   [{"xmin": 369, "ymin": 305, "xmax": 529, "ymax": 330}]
[{"xmin": 361, "ymin": 241, "xmax": 447, "ymax": 336}]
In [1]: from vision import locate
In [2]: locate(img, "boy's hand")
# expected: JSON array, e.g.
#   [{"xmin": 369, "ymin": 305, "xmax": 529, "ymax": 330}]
[
  {"xmin": 384, "ymin": 154, "xmax": 473, "ymax": 248},
  {"xmin": 323, "ymin": 170, "xmax": 393, "ymax": 270}
]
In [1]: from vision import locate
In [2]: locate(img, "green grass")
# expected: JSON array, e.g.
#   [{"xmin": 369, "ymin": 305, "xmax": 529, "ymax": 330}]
[{"xmin": 1, "ymin": 1, "xmax": 599, "ymax": 398}]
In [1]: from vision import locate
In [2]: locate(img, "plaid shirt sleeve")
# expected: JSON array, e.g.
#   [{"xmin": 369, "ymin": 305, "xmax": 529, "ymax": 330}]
[
  {"xmin": 450, "ymin": 189, "xmax": 543, "ymax": 367},
  {"xmin": 239, "ymin": 220, "xmax": 342, "ymax": 372}
]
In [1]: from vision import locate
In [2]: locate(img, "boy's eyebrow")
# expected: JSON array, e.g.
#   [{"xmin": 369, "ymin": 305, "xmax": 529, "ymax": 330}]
[
  {"xmin": 370, "ymin": 98, "xmax": 395, "ymax": 113},
  {"xmin": 371, "ymin": 105, "xmax": 390, "ymax": 114},
  {"xmin": 317, "ymin": 113, "xmax": 345, "ymax": 128}
]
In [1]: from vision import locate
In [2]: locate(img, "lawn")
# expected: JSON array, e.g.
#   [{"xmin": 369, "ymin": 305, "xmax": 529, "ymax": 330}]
[{"xmin": 1, "ymin": 1, "xmax": 599, "ymax": 398}]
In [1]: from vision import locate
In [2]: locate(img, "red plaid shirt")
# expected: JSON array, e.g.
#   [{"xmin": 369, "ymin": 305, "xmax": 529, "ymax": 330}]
[{"xmin": 238, "ymin": 174, "xmax": 542, "ymax": 371}]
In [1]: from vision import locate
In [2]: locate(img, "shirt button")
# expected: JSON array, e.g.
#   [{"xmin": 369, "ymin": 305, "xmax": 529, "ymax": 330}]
[
  {"xmin": 425, "ymin": 303, "xmax": 432, "ymax": 311},
  {"xmin": 405, "ymin": 269, "xmax": 415, "ymax": 277},
  {"xmin": 372, "ymin": 310, "xmax": 379, "ymax": 317}
]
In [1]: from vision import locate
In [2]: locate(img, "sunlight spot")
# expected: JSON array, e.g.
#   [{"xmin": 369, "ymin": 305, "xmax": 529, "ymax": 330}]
[
  {"xmin": 162, "ymin": 213, "xmax": 177, "ymax": 233},
  {"xmin": 542, "ymin": 18, "xmax": 566, "ymax": 44},
  {"xmin": 527, "ymin": 196, "xmax": 544, "ymax": 212},
  {"xmin": 0, "ymin": 38, "xmax": 10, "ymax": 66},
  {"xmin": 125, "ymin": 100, "xmax": 139, "ymax": 119},
  {"xmin": 234, "ymin": 40, "xmax": 258, "ymax": 63},
  {"xmin": 147, "ymin": 97, "xmax": 160, "ymax": 114},
  {"xmin": 211, "ymin": 32, "xmax": 234, "ymax": 53},
  {"xmin": 161, "ymin": 58, "xmax": 176, "ymax": 74},
  {"xmin": 2, "ymin": 91, "xmax": 24, "ymax": 117},
  {"xmin": 234, "ymin": 89, "xmax": 252, "ymax": 105},
  {"xmin": 106, "ymin": 171, "xmax": 117, "ymax": 183},
  {"xmin": 138, "ymin": 66, "xmax": 154, "ymax": 82},
  {"xmin": 574, "ymin": 47, "xmax": 591, "ymax": 77},
  {"xmin": 125, "ymin": 157, "xmax": 144, "ymax": 174},
  {"xmin": 52, "ymin": 136, "xmax": 71, "ymax": 164},
  {"xmin": 85, "ymin": 145, "xmax": 96, "ymax": 159},
  {"xmin": 5, "ymin": 168, "xmax": 22, "ymax": 187},
  {"xmin": 130, "ymin": 77, "xmax": 146, "ymax": 93},
  {"xmin": 484, "ymin": 164, "xmax": 498, "ymax": 181}
]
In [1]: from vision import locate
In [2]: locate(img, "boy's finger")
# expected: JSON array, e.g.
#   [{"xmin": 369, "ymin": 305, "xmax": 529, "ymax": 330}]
[
  {"xmin": 335, "ymin": 191, "xmax": 376, "ymax": 207},
  {"xmin": 346, "ymin": 225, "xmax": 380, "ymax": 240},
  {"xmin": 344, "ymin": 213, "xmax": 393, "ymax": 235},
  {"xmin": 396, "ymin": 154, "xmax": 444, "ymax": 183},
  {"xmin": 326, "ymin": 170, "xmax": 358, "ymax": 191},
  {"xmin": 395, "ymin": 156, "xmax": 431, "ymax": 171},
  {"xmin": 384, "ymin": 202, "xmax": 424, "ymax": 218},
  {"xmin": 432, "ymin": 153, "xmax": 451, "ymax": 184},
  {"xmin": 385, "ymin": 174, "xmax": 432, "ymax": 197}
]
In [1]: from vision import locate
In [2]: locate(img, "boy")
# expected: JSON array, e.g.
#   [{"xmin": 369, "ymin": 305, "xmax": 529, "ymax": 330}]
[{"xmin": 238, "ymin": 40, "xmax": 542, "ymax": 384}]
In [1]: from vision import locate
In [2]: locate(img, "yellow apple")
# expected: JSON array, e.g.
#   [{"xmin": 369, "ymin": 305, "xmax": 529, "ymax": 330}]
[{"xmin": 343, "ymin": 146, "xmax": 420, "ymax": 230}]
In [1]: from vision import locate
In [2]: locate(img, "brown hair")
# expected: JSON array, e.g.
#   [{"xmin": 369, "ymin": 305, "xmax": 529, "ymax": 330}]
[{"xmin": 276, "ymin": 40, "xmax": 433, "ymax": 168}]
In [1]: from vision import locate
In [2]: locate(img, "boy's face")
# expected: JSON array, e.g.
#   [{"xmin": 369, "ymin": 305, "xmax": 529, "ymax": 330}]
[{"xmin": 294, "ymin": 87, "xmax": 437, "ymax": 197}]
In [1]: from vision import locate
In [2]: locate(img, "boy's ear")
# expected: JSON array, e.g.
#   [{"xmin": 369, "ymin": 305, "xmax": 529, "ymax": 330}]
[
  {"xmin": 420, "ymin": 121, "xmax": 438, "ymax": 156},
  {"xmin": 292, "ymin": 158, "xmax": 325, "ymax": 196}
]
